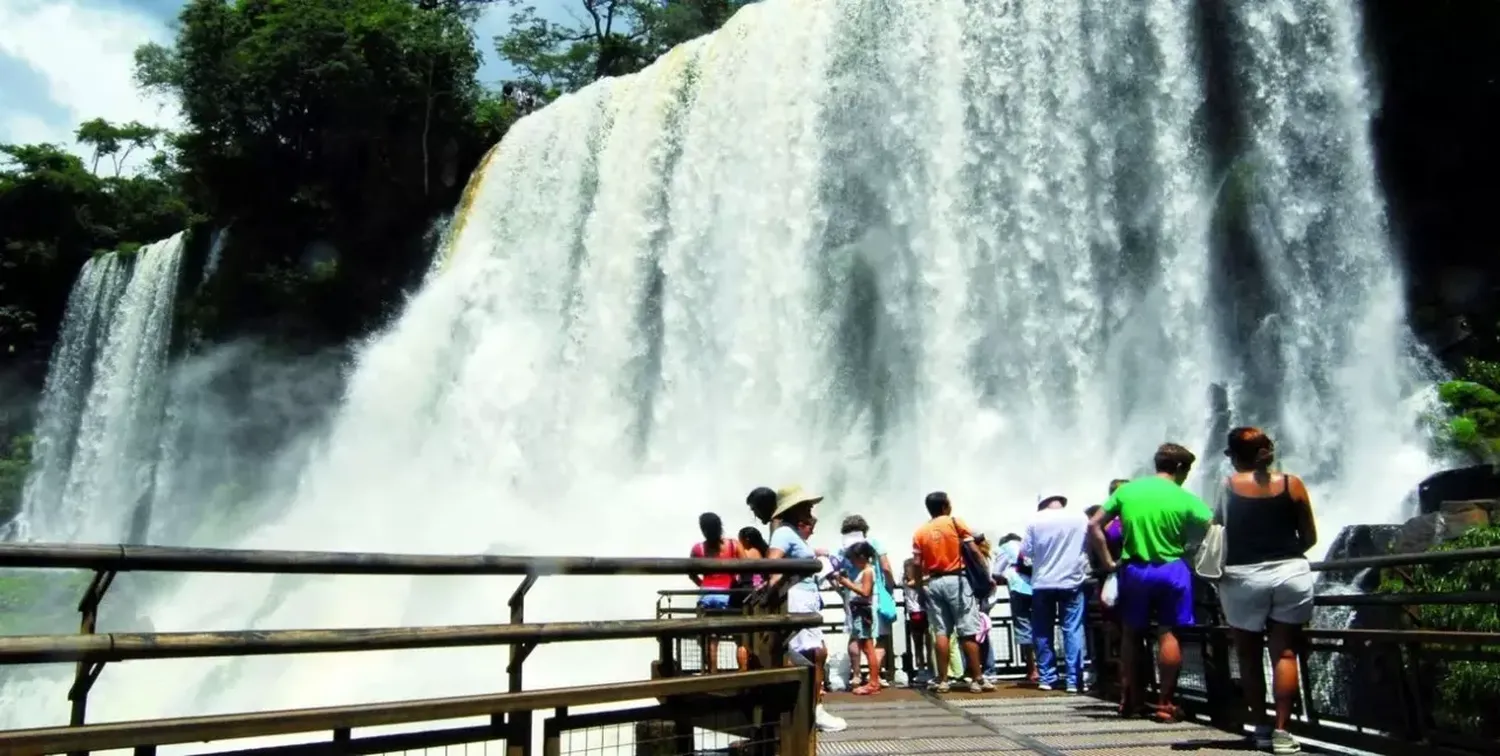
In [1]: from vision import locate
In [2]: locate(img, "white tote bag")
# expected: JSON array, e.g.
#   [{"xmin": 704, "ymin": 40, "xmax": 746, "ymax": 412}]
[
  {"xmin": 1100, "ymin": 573, "xmax": 1120, "ymax": 608},
  {"xmin": 1192, "ymin": 484, "xmax": 1227, "ymax": 580}
]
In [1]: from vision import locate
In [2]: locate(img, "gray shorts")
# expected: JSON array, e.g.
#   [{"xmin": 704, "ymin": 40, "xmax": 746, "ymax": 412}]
[
  {"xmin": 1219, "ymin": 558, "xmax": 1315, "ymax": 632},
  {"xmin": 924, "ymin": 574, "xmax": 981, "ymax": 639}
]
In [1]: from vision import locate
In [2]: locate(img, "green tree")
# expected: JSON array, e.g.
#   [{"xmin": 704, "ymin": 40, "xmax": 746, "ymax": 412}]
[
  {"xmin": 133, "ymin": 0, "xmax": 496, "ymax": 344},
  {"xmin": 0, "ymin": 435, "xmax": 33, "ymax": 525},
  {"xmin": 495, "ymin": 0, "xmax": 748, "ymax": 96},
  {"xmin": 75, "ymin": 118, "xmax": 163, "ymax": 176},
  {"xmin": 0, "ymin": 141, "xmax": 189, "ymax": 360},
  {"xmin": 1433, "ymin": 358, "xmax": 1500, "ymax": 461}
]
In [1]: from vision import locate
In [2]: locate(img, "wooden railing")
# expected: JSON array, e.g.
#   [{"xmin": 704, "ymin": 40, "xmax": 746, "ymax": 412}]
[
  {"xmin": 1094, "ymin": 544, "xmax": 1500, "ymax": 756},
  {"xmin": 0, "ymin": 543, "xmax": 823, "ymax": 756}
]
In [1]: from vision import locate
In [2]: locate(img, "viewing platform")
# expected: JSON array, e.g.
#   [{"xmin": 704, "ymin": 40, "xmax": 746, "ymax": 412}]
[
  {"xmin": 821, "ymin": 687, "xmax": 1276, "ymax": 756},
  {"xmin": 0, "ymin": 541, "xmax": 1492, "ymax": 756}
]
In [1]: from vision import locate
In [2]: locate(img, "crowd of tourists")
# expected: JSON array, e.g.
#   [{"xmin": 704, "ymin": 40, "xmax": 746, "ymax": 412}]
[{"xmin": 685, "ymin": 427, "xmax": 1319, "ymax": 754}]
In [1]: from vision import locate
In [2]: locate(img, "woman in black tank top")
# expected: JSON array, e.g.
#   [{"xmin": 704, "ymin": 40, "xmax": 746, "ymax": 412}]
[{"xmin": 1217, "ymin": 428, "xmax": 1318, "ymax": 754}]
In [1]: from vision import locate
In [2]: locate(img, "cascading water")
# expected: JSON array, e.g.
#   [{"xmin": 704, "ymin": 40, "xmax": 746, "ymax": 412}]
[
  {"xmin": 0, "ymin": 0, "xmax": 1443, "ymax": 744},
  {"xmin": 16, "ymin": 233, "xmax": 186, "ymax": 544}
]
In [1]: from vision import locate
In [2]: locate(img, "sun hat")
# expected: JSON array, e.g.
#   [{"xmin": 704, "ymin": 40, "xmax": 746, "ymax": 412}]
[
  {"xmin": 1036, "ymin": 494, "xmax": 1069, "ymax": 511},
  {"xmin": 772, "ymin": 485, "xmax": 824, "ymax": 520}
]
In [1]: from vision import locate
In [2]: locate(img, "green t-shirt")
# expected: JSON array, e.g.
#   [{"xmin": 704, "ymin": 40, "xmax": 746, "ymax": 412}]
[{"xmin": 1102, "ymin": 475, "xmax": 1214, "ymax": 564}]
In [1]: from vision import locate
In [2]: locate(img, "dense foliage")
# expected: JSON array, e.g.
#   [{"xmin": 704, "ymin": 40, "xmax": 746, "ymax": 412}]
[
  {"xmin": 1379, "ymin": 525, "xmax": 1500, "ymax": 736},
  {"xmin": 496, "ymin": 0, "xmax": 749, "ymax": 98},
  {"xmin": 0, "ymin": 140, "xmax": 193, "ymax": 367},
  {"xmin": 1432, "ymin": 358, "xmax": 1500, "ymax": 462}
]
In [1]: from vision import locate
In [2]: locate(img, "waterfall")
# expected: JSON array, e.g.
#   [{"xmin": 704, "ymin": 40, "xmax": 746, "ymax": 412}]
[
  {"xmin": 0, "ymin": 0, "xmax": 1442, "ymax": 739},
  {"xmin": 15, "ymin": 233, "xmax": 186, "ymax": 544}
]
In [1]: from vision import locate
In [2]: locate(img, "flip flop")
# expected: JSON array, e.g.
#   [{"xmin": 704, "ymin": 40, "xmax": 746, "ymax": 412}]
[{"xmin": 852, "ymin": 684, "xmax": 881, "ymax": 696}]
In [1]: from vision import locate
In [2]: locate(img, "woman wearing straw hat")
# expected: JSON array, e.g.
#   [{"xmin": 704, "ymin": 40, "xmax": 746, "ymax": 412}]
[{"xmin": 765, "ymin": 485, "xmax": 848, "ymax": 733}]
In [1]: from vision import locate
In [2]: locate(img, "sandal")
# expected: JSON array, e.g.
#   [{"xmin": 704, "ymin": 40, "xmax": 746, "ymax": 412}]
[
  {"xmin": 1149, "ymin": 703, "xmax": 1184, "ymax": 724},
  {"xmin": 852, "ymin": 684, "xmax": 881, "ymax": 696}
]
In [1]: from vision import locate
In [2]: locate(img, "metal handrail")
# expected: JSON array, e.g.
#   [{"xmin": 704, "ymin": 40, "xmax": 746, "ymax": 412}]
[
  {"xmin": 1309, "ymin": 544, "xmax": 1500, "ymax": 572},
  {"xmin": 0, "ymin": 614, "xmax": 824, "ymax": 665},
  {"xmin": 0, "ymin": 543, "xmax": 820, "ymax": 577},
  {"xmin": 0, "ymin": 668, "xmax": 807, "ymax": 755}
]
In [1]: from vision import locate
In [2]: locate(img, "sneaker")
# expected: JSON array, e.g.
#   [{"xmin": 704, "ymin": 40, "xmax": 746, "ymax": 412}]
[
  {"xmin": 1067, "ymin": 685, "xmax": 1082, "ymax": 694},
  {"xmin": 815, "ymin": 705, "xmax": 848, "ymax": 733},
  {"xmin": 966, "ymin": 679, "xmax": 984, "ymax": 693},
  {"xmin": 934, "ymin": 680, "xmax": 951, "ymax": 693},
  {"xmin": 980, "ymin": 679, "xmax": 997, "ymax": 692},
  {"xmin": 1037, "ymin": 682, "xmax": 1054, "ymax": 691},
  {"xmin": 1248, "ymin": 725, "xmax": 1273, "ymax": 749},
  {"xmin": 1270, "ymin": 729, "xmax": 1300, "ymax": 754}
]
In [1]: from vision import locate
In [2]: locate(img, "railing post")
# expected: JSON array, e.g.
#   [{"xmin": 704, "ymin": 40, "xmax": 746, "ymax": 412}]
[
  {"xmin": 1202, "ymin": 628, "xmax": 1237, "ymax": 730},
  {"xmin": 67, "ymin": 568, "xmax": 116, "ymax": 756},
  {"xmin": 779, "ymin": 664, "xmax": 814, "ymax": 756},
  {"xmin": 507, "ymin": 575, "xmax": 538, "ymax": 756}
]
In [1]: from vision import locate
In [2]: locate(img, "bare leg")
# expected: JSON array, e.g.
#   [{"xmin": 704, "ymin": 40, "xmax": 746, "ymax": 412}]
[
  {"xmin": 1267, "ymin": 622, "xmax": 1302, "ymax": 731},
  {"xmin": 960, "ymin": 637, "xmax": 984, "ymax": 680},
  {"xmin": 1118, "ymin": 626, "xmax": 1140, "ymax": 714},
  {"xmin": 706, "ymin": 637, "xmax": 720, "ymax": 673},
  {"xmin": 848, "ymin": 637, "xmax": 864, "ymax": 687},
  {"xmin": 1155, "ymin": 628, "xmax": 1183, "ymax": 715},
  {"xmin": 736, "ymin": 643, "xmax": 749, "ymax": 672},
  {"xmin": 933, "ymin": 634, "xmax": 952, "ymax": 684},
  {"xmin": 1233, "ymin": 629, "xmax": 1268, "ymax": 730}
]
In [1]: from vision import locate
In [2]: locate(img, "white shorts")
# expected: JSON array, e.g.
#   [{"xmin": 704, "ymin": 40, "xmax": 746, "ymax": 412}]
[
  {"xmin": 787, "ymin": 585, "xmax": 825, "ymax": 655},
  {"xmin": 1218, "ymin": 558, "xmax": 1315, "ymax": 632}
]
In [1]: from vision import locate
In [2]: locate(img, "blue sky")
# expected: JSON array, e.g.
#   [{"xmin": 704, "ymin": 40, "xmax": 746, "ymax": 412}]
[{"xmin": 0, "ymin": 0, "xmax": 558, "ymax": 164}]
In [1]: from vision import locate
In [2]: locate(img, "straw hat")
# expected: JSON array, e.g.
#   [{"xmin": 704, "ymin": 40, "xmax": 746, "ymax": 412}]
[{"xmin": 772, "ymin": 485, "xmax": 824, "ymax": 520}]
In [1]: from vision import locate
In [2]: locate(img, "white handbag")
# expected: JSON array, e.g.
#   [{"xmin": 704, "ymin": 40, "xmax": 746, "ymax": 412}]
[{"xmin": 1192, "ymin": 484, "xmax": 1227, "ymax": 580}]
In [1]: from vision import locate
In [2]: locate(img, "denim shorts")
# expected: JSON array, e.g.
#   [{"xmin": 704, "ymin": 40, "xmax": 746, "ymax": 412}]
[{"xmin": 699, "ymin": 593, "xmax": 731, "ymax": 610}]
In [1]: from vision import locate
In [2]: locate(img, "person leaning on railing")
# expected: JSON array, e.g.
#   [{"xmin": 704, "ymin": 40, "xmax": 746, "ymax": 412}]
[
  {"xmin": 1214, "ymin": 427, "xmax": 1318, "ymax": 756},
  {"xmin": 763, "ymin": 485, "xmax": 848, "ymax": 733},
  {"xmin": 1089, "ymin": 443, "xmax": 1213, "ymax": 723},
  {"xmin": 687, "ymin": 512, "xmax": 741, "ymax": 674},
  {"xmin": 733, "ymin": 525, "xmax": 771, "ymax": 673}
]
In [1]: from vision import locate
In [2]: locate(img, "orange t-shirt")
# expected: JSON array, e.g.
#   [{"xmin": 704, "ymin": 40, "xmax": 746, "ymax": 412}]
[{"xmin": 912, "ymin": 515, "xmax": 972, "ymax": 574}]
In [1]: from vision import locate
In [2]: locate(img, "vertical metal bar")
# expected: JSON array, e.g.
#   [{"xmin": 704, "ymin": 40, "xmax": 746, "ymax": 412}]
[
  {"xmin": 506, "ymin": 575, "xmax": 537, "ymax": 756},
  {"xmin": 1203, "ymin": 628, "xmax": 1236, "ymax": 729},
  {"xmin": 779, "ymin": 665, "xmax": 814, "ymax": 756},
  {"xmin": 67, "ymin": 569, "xmax": 115, "ymax": 756},
  {"xmin": 541, "ymin": 708, "xmax": 563, "ymax": 756},
  {"xmin": 1296, "ymin": 643, "xmax": 1319, "ymax": 726},
  {"xmin": 1399, "ymin": 642, "xmax": 1429, "ymax": 742}
]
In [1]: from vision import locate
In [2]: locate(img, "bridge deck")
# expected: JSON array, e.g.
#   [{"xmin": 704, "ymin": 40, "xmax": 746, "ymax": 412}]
[{"xmin": 820, "ymin": 685, "xmax": 1283, "ymax": 756}]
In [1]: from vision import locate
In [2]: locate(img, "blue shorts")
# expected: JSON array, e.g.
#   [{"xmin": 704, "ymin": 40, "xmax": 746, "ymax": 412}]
[
  {"xmin": 699, "ymin": 593, "xmax": 731, "ymax": 610},
  {"xmin": 1118, "ymin": 559, "xmax": 1195, "ymax": 631}
]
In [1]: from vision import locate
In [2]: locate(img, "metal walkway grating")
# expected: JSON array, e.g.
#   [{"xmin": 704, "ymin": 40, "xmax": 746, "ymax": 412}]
[{"xmin": 817, "ymin": 684, "xmax": 1313, "ymax": 755}]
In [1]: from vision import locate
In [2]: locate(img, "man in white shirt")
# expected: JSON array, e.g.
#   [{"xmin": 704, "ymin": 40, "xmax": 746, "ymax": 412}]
[{"xmin": 1021, "ymin": 494, "xmax": 1090, "ymax": 692}]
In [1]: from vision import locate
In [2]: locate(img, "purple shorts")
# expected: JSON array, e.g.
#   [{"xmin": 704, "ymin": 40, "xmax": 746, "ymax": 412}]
[{"xmin": 1117, "ymin": 559, "xmax": 1195, "ymax": 631}]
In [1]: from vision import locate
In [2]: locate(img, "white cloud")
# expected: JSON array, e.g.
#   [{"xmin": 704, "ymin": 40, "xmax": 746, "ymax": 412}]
[{"xmin": 0, "ymin": 0, "xmax": 180, "ymax": 172}]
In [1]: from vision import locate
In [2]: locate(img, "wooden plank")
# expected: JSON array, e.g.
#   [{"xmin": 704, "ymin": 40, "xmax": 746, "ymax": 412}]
[
  {"xmin": 0, "ymin": 614, "xmax": 825, "ymax": 665},
  {"xmin": 0, "ymin": 669, "xmax": 804, "ymax": 756},
  {"xmin": 0, "ymin": 543, "xmax": 818, "ymax": 577}
]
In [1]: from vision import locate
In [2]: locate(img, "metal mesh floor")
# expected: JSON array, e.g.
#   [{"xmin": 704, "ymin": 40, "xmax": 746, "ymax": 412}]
[{"xmin": 816, "ymin": 687, "xmax": 1305, "ymax": 756}]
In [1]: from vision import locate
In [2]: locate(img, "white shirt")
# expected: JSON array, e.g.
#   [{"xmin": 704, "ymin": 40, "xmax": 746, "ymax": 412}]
[{"xmin": 1021, "ymin": 506, "xmax": 1090, "ymax": 590}]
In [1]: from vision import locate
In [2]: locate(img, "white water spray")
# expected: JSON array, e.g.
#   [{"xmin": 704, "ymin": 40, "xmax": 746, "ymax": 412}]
[
  {"xmin": 17, "ymin": 234, "xmax": 186, "ymax": 543},
  {"xmin": 2, "ymin": 0, "xmax": 1440, "ymax": 744}
]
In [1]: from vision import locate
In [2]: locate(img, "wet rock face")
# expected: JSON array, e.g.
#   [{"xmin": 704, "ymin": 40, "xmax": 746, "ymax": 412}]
[{"xmin": 1416, "ymin": 466, "xmax": 1500, "ymax": 515}]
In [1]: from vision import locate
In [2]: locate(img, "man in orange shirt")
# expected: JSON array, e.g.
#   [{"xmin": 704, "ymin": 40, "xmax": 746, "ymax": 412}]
[{"xmin": 911, "ymin": 491, "xmax": 993, "ymax": 693}]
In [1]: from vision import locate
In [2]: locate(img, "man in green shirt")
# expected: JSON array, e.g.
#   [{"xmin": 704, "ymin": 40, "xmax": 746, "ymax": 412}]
[{"xmin": 1089, "ymin": 443, "xmax": 1213, "ymax": 723}]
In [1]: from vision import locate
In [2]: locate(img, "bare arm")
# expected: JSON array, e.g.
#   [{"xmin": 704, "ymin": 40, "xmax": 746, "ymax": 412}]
[
  {"xmin": 1089, "ymin": 508, "xmax": 1118, "ymax": 572},
  {"xmin": 840, "ymin": 568, "xmax": 874, "ymax": 598},
  {"xmin": 687, "ymin": 546, "xmax": 703, "ymax": 586},
  {"xmin": 1289, "ymin": 475, "xmax": 1318, "ymax": 553}
]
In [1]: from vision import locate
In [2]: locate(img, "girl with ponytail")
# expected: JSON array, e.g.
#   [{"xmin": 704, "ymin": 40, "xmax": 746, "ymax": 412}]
[{"xmin": 1216, "ymin": 427, "xmax": 1318, "ymax": 755}]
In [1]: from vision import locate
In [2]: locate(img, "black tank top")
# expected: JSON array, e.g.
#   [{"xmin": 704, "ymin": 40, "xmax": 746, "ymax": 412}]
[{"xmin": 1222, "ymin": 477, "xmax": 1307, "ymax": 566}]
